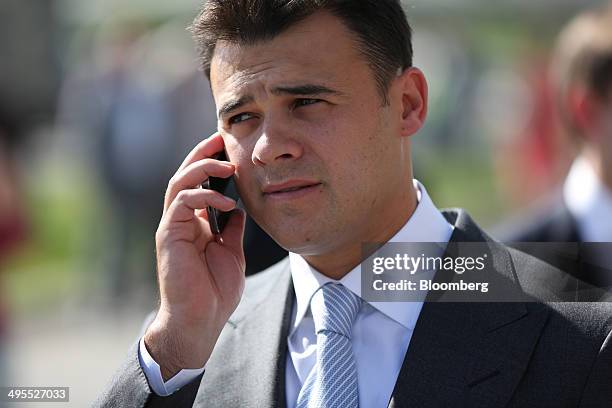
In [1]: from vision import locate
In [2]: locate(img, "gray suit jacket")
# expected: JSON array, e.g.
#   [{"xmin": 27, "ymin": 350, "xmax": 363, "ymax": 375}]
[{"xmin": 94, "ymin": 210, "xmax": 612, "ymax": 407}]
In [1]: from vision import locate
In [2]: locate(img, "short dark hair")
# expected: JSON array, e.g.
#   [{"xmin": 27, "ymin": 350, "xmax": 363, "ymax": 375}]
[{"xmin": 190, "ymin": 0, "xmax": 413, "ymax": 105}]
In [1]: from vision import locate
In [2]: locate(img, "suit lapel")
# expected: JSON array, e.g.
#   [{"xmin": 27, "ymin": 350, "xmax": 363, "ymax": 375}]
[
  {"xmin": 389, "ymin": 210, "xmax": 551, "ymax": 408},
  {"xmin": 195, "ymin": 259, "xmax": 294, "ymax": 408}
]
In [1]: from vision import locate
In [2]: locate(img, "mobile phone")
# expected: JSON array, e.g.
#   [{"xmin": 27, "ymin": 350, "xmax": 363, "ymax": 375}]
[{"xmin": 201, "ymin": 150, "xmax": 238, "ymax": 235}]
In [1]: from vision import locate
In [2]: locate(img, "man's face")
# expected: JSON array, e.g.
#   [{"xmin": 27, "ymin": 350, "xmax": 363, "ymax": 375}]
[{"xmin": 210, "ymin": 11, "xmax": 410, "ymax": 255}]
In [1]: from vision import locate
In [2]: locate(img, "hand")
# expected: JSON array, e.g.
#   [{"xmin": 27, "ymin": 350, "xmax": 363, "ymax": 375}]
[{"xmin": 144, "ymin": 133, "xmax": 247, "ymax": 380}]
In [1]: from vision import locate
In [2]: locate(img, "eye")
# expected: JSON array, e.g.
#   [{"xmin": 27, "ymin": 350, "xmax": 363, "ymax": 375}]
[
  {"xmin": 228, "ymin": 112, "xmax": 254, "ymax": 125},
  {"xmin": 293, "ymin": 98, "xmax": 321, "ymax": 109}
]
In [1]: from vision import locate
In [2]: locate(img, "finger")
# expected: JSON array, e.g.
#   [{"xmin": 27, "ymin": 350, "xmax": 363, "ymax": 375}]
[
  {"xmin": 164, "ymin": 189, "xmax": 237, "ymax": 224},
  {"xmin": 164, "ymin": 159, "xmax": 235, "ymax": 211},
  {"xmin": 195, "ymin": 208, "xmax": 208, "ymax": 219},
  {"xmin": 205, "ymin": 209, "xmax": 247, "ymax": 290},
  {"xmin": 177, "ymin": 133, "xmax": 224, "ymax": 174}
]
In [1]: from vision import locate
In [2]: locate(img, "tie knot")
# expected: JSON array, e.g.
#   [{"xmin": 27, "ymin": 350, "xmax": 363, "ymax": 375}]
[{"xmin": 310, "ymin": 283, "xmax": 361, "ymax": 338}]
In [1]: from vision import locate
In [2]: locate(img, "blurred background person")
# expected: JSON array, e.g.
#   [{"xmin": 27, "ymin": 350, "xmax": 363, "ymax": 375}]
[
  {"xmin": 0, "ymin": 0, "xmax": 55, "ymax": 390},
  {"xmin": 0, "ymin": 104, "xmax": 29, "ymax": 388},
  {"xmin": 496, "ymin": 2, "xmax": 612, "ymax": 290},
  {"xmin": 57, "ymin": 23, "xmax": 177, "ymax": 301}
]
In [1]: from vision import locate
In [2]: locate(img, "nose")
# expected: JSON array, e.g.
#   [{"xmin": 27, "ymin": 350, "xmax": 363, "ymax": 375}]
[{"xmin": 252, "ymin": 115, "xmax": 304, "ymax": 166}]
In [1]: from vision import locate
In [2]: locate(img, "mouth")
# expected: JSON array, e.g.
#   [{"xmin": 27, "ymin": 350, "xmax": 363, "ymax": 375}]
[{"xmin": 262, "ymin": 180, "xmax": 323, "ymax": 200}]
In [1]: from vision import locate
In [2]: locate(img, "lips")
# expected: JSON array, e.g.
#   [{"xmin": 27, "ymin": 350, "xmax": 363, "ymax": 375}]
[
  {"xmin": 262, "ymin": 180, "xmax": 321, "ymax": 195},
  {"xmin": 276, "ymin": 186, "xmax": 309, "ymax": 193}
]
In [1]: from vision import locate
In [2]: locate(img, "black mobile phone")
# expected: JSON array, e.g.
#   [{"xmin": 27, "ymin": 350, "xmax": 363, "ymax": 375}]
[{"xmin": 201, "ymin": 151, "xmax": 239, "ymax": 235}]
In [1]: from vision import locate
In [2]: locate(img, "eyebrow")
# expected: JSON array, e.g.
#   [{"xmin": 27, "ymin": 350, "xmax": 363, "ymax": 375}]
[
  {"xmin": 218, "ymin": 95, "xmax": 255, "ymax": 119},
  {"xmin": 217, "ymin": 84, "xmax": 342, "ymax": 119},
  {"xmin": 271, "ymin": 84, "xmax": 341, "ymax": 97}
]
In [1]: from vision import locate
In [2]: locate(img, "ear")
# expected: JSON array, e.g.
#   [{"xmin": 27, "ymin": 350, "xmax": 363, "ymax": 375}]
[
  {"xmin": 567, "ymin": 85, "xmax": 599, "ymax": 142},
  {"xmin": 396, "ymin": 67, "xmax": 428, "ymax": 137}
]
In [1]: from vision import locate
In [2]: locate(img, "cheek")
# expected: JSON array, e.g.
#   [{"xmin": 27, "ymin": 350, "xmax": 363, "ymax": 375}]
[
  {"xmin": 324, "ymin": 141, "xmax": 388, "ymax": 204},
  {"xmin": 223, "ymin": 135, "xmax": 253, "ymax": 170},
  {"xmin": 311, "ymin": 106, "xmax": 376, "ymax": 156},
  {"xmin": 326, "ymin": 123, "xmax": 397, "ymax": 210},
  {"xmin": 223, "ymin": 137, "xmax": 258, "ymax": 198}
]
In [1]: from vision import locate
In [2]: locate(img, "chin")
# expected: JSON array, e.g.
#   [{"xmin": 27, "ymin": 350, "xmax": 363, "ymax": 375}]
[
  {"xmin": 270, "ymin": 228, "xmax": 339, "ymax": 256},
  {"xmin": 252, "ymin": 206, "xmax": 339, "ymax": 251}
]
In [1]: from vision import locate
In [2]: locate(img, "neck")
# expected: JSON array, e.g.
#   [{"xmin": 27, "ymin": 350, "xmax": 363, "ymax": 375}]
[{"xmin": 303, "ymin": 182, "xmax": 418, "ymax": 280}]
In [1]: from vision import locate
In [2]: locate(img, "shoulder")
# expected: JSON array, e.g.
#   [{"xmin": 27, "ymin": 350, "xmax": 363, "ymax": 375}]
[
  {"xmin": 491, "ymin": 196, "xmax": 578, "ymax": 242},
  {"xmin": 227, "ymin": 257, "xmax": 291, "ymax": 325},
  {"xmin": 506, "ymin": 245, "xmax": 612, "ymax": 339},
  {"xmin": 243, "ymin": 256, "xmax": 290, "ymax": 295},
  {"xmin": 446, "ymin": 208, "xmax": 612, "ymax": 343}
]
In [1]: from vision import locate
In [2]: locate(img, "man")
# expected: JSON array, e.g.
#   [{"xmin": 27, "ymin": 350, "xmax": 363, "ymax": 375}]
[
  {"xmin": 0, "ymin": 104, "xmax": 27, "ymax": 390},
  {"xmin": 96, "ymin": 1, "xmax": 612, "ymax": 407},
  {"xmin": 498, "ymin": 3, "xmax": 612, "ymax": 289}
]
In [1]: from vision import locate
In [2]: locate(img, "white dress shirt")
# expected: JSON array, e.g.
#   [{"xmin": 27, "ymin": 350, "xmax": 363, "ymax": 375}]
[
  {"xmin": 563, "ymin": 156, "xmax": 612, "ymax": 242},
  {"xmin": 139, "ymin": 179, "xmax": 454, "ymax": 404}
]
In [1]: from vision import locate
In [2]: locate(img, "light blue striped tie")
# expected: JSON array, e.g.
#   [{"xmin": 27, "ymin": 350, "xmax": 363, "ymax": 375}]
[{"xmin": 296, "ymin": 283, "xmax": 361, "ymax": 408}]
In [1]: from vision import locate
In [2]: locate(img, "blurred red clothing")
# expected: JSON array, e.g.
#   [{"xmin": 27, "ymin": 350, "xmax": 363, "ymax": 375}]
[
  {"xmin": 0, "ymin": 152, "xmax": 28, "ymax": 338},
  {"xmin": 0, "ymin": 215, "xmax": 26, "ymax": 258}
]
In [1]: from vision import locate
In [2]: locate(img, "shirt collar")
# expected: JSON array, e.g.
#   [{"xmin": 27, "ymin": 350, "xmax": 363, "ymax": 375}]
[
  {"xmin": 563, "ymin": 156, "xmax": 612, "ymax": 242},
  {"xmin": 289, "ymin": 179, "xmax": 454, "ymax": 332}
]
